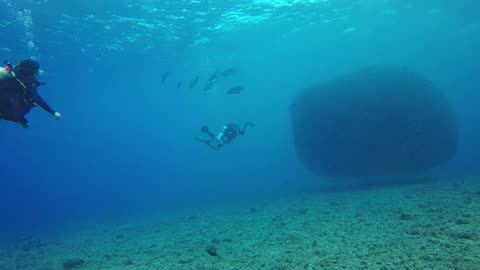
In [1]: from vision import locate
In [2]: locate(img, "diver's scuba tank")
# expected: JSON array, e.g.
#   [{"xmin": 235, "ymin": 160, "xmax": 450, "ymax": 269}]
[
  {"xmin": 0, "ymin": 67, "xmax": 9, "ymax": 80},
  {"xmin": 0, "ymin": 62, "xmax": 13, "ymax": 80},
  {"xmin": 216, "ymin": 125, "xmax": 228, "ymax": 143}
]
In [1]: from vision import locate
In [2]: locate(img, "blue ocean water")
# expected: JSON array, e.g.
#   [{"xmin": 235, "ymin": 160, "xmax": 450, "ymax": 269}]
[{"xmin": 0, "ymin": 0, "xmax": 479, "ymax": 241}]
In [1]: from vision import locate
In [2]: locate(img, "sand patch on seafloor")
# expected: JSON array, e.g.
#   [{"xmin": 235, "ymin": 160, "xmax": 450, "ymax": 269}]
[{"xmin": 1, "ymin": 177, "xmax": 480, "ymax": 270}]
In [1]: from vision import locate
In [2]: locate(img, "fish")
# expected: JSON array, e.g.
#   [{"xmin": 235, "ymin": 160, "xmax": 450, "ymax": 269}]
[
  {"xmin": 227, "ymin": 85, "xmax": 244, "ymax": 94},
  {"xmin": 189, "ymin": 76, "xmax": 199, "ymax": 88},
  {"xmin": 208, "ymin": 70, "xmax": 220, "ymax": 82},
  {"xmin": 161, "ymin": 72, "xmax": 169, "ymax": 83},
  {"xmin": 220, "ymin": 68, "xmax": 238, "ymax": 78},
  {"xmin": 177, "ymin": 81, "xmax": 182, "ymax": 88},
  {"xmin": 203, "ymin": 80, "xmax": 216, "ymax": 91}
]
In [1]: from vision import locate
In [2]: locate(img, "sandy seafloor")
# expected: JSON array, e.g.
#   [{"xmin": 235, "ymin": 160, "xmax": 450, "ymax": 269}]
[{"xmin": 1, "ymin": 177, "xmax": 479, "ymax": 270}]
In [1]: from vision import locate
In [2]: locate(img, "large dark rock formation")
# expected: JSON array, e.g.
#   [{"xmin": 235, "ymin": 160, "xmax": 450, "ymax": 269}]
[{"xmin": 291, "ymin": 67, "xmax": 458, "ymax": 177}]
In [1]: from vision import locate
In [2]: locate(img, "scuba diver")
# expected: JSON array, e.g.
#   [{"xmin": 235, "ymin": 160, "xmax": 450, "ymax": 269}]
[
  {"xmin": 195, "ymin": 122, "xmax": 255, "ymax": 150},
  {"xmin": 0, "ymin": 59, "xmax": 62, "ymax": 127}
]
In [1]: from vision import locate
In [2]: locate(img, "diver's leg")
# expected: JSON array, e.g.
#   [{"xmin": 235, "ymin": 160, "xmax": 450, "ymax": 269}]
[
  {"xmin": 194, "ymin": 137, "xmax": 221, "ymax": 150},
  {"xmin": 195, "ymin": 137, "xmax": 210, "ymax": 144},
  {"xmin": 208, "ymin": 143, "xmax": 221, "ymax": 150},
  {"xmin": 201, "ymin": 125, "xmax": 217, "ymax": 139},
  {"xmin": 18, "ymin": 122, "xmax": 29, "ymax": 128},
  {"xmin": 0, "ymin": 111, "xmax": 29, "ymax": 127},
  {"xmin": 207, "ymin": 131, "xmax": 217, "ymax": 139},
  {"xmin": 17, "ymin": 116, "xmax": 30, "ymax": 128}
]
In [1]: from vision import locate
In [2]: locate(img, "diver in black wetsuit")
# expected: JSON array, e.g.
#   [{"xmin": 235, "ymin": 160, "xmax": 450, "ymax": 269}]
[
  {"xmin": 195, "ymin": 122, "xmax": 255, "ymax": 150},
  {"xmin": 0, "ymin": 59, "xmax": 62, "ymax": 127}
]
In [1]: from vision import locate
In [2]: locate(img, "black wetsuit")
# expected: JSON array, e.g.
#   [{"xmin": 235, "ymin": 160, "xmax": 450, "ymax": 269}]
[
  {"xmin": 221, "ymin": 123, "xmax": 241, "ymax": 144},
  {"xmin": 0, "ymin": 75, "xmax": 55, "ymax": 125}
]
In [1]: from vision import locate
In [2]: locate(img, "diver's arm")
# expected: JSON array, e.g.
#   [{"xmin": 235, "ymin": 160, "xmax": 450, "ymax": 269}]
[
  {"xmin": 27, "ymin": 87, "xmax": 56, "ymax": 115},
  {"xmin": 33, "ymin": 95, "xmax": 56, "ymax": 115},
  {"xmin": 195, "ymin": 138, "xmax": 221, "ymax": 150},
  {"xmin": 18, "ymin": 116, "xmax": 30, "ymax": 128},
  {"xmin": 240, "ymin": 122, "xmax": 255, "ymax": 135}
]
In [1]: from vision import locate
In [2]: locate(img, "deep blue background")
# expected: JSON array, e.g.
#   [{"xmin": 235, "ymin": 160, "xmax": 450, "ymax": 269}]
[{"xmin": 0, "ymin": 0, "xmax": 479, "ymax": 238}]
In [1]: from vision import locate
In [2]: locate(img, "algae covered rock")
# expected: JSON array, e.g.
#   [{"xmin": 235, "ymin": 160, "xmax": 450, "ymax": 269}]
[
  {"xmin": 291, "ymin": 67, "xmax": 458, "ymax": 177},
  {"xmin": 62, "ymin": 258, "xmax": 85, "ymax": 269}
]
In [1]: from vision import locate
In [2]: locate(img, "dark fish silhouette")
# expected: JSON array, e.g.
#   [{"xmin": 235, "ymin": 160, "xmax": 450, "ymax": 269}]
[
  {"xmin": 208, "ymin": 70, "xmax": 220, "ymax": 82},
  {"xmin": 161, "ymin": 72, "xmax": 169, "ymax": 83},
  {"xmin": 189, "ymin": 76, "xmax": 199, "ymax": 88},
  {"xmin": 221, "ymin": 68, "xmax": 238, "ymax": 78},
  {"xmin": 177, "ymin": 81, "xmax": 182, "ymax": 88},
  {"xmin": 227, "ymin": 85, "xmax": 244, "ymax": 94},
  {"xmin": 203, "ymin": 80, "xmax": 216, "ymax": 91}
]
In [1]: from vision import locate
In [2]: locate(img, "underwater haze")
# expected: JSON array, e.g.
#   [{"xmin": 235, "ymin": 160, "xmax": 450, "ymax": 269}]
[{"xmin": 0, "ymin": 0, "xmax": 480, "ymax": 268}]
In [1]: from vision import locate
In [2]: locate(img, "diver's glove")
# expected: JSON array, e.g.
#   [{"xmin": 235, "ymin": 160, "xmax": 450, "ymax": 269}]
[{"xmin": 54, "ymin": 112, "xmax": 62, "ymax": 120}]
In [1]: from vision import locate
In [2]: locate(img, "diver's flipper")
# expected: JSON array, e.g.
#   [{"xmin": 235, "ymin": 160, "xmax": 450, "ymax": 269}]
[
  {"xmin": 201, "ymin": 125, "xmax": 209, "ymax": 133},
  {"xmin": 201, "ymin": 125, "xmax": 217, "ymax": 139}
]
